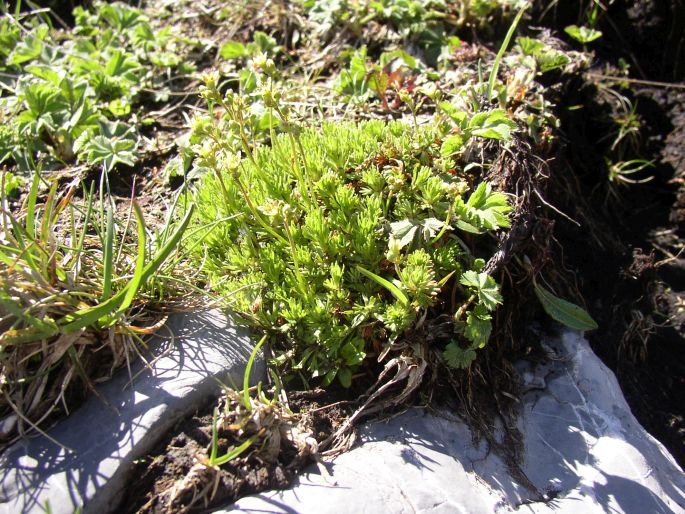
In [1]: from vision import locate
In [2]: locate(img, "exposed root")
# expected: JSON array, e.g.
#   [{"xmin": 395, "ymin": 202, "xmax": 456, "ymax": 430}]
[{"xmin": 320, "ymin": 342, "xmax": 427, "ymax": 456}]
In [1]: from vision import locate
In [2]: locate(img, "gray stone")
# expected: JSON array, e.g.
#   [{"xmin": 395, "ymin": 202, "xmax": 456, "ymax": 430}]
[
  {"xmin": 0, "ymin": 309, "xmax": 265, "ymax": 514},
  {"xmin": 224, "ymin": 331, "xmax": 685, "ymax": 514}
]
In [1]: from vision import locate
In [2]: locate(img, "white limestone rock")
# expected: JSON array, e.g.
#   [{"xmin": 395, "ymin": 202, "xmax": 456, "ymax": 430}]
[
  {"xmin": 226, "ymin": 331, "xmax": 685, "ymax": 514},
  {"xmin": 0, "ymin": 310, "xmax": 264, "ymax": 514}
]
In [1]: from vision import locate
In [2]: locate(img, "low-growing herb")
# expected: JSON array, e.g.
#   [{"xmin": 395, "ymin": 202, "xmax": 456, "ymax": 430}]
[
  {"xmin": 0, "ymin": 1, "xmax": 193, "ymax": 171},
  {"xmin": 188, "ymin": 79, "xmax": 512, "ymax": 385}
]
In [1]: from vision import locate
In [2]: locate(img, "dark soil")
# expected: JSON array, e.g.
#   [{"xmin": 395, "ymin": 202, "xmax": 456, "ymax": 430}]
[
  {"xmin": 534, "ymin": 0, "xmax": 685, "ymax": 81},
  {"xmin": 123, "ymin": 412, "xmax": 294, "ymax": 514},
  {"xmin": 561, "ymin": 85, "xmax": 685, "ymax": 466},
  {"xmin": 121, "ymin": 388, "xmax": 354, "ymax": 514},
  {"xmin": 537, "ymin": 0, "xmax": 685, "ymax": 466}
]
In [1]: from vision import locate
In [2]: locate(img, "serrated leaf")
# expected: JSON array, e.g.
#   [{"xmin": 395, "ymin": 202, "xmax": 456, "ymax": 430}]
[
  {"xmin": 460, "ymin": 270, "xmax": 502, "ymax": 311},
  {"xmin": 163, "ymin": 155, "xmax": 185, "ymax": 182},
  {"xmin": 108, "ymin": 97, "xmax": 131, "ymax": 117},
  {"xmin": 80, "ymin": 135, "xmax": 136, "ymax": 171},
  {"xmin": 516, "ymin": 37, "xmax": 571, "ymax": 72},
  {"xmin": 464, "ymin": 305, "xmax": 492, "ymax": 348},
  {"xmin": 8, "ymin": 25, "xmax": 47, "ymax": 66},
  {"xmin": 440, "ymin": 134, "xmax": 464, "ymax": 157},
  {"xmin": 444, "ymin": 342, "xmax": 476, "ymax": 369},
  {"xmin": 455, "ymin": 219, "xmax": 482, "ymax": 234},
  {"xmin": 379, "ymin": 49, "xmax": 417, "ymax": 69},
  {"xmin": 470, "ymin": 109, "xmax": 517, "ymax": 141},
  {"xmin": 439, "ymin": 102, "xmax": 467, "ymax": 125},
  {"xmin": 219, "ymin": 41, "xmax": 248, "ymax": 60},
  {"xmin": 390, "ymin": 218, "xmax": 445, "ymax": 249},
  {"xmin": 564, "ymin": 25, "xmax": 602, "ymax": 44},
  {"xmin": 1, "ymin": 171, "xmax": 22, "ymax": 198},
  {"xmin": 536, "ymin": 51, "xmax": 571, "ymax": 73},
  {"xmin": 253, "ymin": 31, "xmax": 278, "ymax": 53},
  {"xmin": 76, "ymin": 120, "xmax": 138, "ymax": 172},
  {"xmin": 467, "ymin": 181, "xmax": 487, "ymax": 207},
  {"xmin": 517, "ymin": 36, "xmax": 545, "ymax": 55},
  {"xmin": 421, "ymin": 218, "xmax": 444, "ymax": 239},
  {"xmin": 534, "ymin": 283, "xmax": 598, "ymax": 331},
  {"xmin": 104, "ymin": 49, "xmax": 140, "ymax": 78},
  {"xmin": 390, "ymin": 219, "xmax": 418, "ymax": 249},
  {"xmin": 368, "ymin": 71, "xmax": 389, "ymax": 96},
  {"xmin": 455, "ymin": 182, "xmax": 511, "ymax": 232},
  {"xmin": 25, "ymin": 65, "xmax": 62, "ymax": 84},
  {"xmin": 469, "ymin": 111, "xmax": 489, "ymax": 128}
]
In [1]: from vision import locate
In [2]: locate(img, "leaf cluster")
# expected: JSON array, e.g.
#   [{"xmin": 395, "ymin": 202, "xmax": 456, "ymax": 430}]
[
  {"xmin": 516, "ymin": 36, "xmax": 571, "ymax": 73},
  {"xmin": 335, "ymin": 46, "xmax": 419, "ymax": 106},
  {"xmin": 0, "ymin": 2, "xmax": 193, "ymax": 171},
  {"xmin": 304, "ymin": 0, "xmax": 527, "ymax": 65},
  {"xmin": 189, "ymin": 117, "xmax": 510, "ymax": 387}
]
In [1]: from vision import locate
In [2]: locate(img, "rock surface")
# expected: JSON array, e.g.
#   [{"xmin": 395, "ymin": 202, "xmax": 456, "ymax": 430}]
[
  {"xmin": 226, "ymin": 331, "xmax": 685, "ymax": 514},
  {"xmin": 0, "ymin": 310, "xmax": 264, "ymax": 514}
]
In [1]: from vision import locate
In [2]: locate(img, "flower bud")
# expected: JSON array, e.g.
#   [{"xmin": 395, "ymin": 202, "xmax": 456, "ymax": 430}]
[
  {"xmin": 200, "ymin": 70, "xmax": 220, "ymax": 90},
  {"xmin": 398, "ymin": 89, "xmax": 412, "ymax": 104},
  {"xmin": 386, "ymin": 236, "xmax": 402, "ymax": 264},
  {"xmin": 258, "ymin": 81, "xmax": 282, "ymax": 108},
  {"xmin": 251, "ymin": 52, "xmax": 276, "ymax": 75}
]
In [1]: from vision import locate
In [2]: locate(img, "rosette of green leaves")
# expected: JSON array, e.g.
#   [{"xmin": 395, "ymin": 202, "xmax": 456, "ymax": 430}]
[{"xmin": 0, "ymin": 2, "xmax": 192, "ymax": 169}]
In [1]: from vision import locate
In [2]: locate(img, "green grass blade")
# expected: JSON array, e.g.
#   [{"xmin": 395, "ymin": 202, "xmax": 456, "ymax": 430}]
[
  {"xmin": 99, "ymin": 170, "xmax": 107, "ymax": 238},
  {"xmin": 160, "ymin": 187, "xmax": 184, "ymax": 243},
  {"xmin": 112, "ymin": 201, "xmax": 146, "ymax": 318},
  {"xmin": 101, "ymin": 206, "xmax": 114, "ymax": 301},
  {"xmin": 69, "ymin": 201, "xmax": 76, "ymax": 258},
  {"xmin": 211, "ymin": 437, "xmax": 255, "ymax": 467},
  {"xmin": 38, "ymin": 182, "xmax": 59, "ymax": 279},
  {"xmin": 437, "ymin": 270, "xmax": 456, "ymax": 288},
  {"xmin": 268, "ymin": 369, "xmax": 282, "ymax": 406},
  {"xmin": 210, "ymin": 407, "xmax": 220, "ymax": 463},
  {"xmin": 356, "ymin": 265, "xmax": 409, "ymax": 306},
  {"xmin": 60, "ymin": 204, "xmax": 195, "ymax": 333},
  {"xmin": 0, "ymin": 293, "xmax": 60, "ymax": 340},
  {"xmin": 243, "ymin": 334, "xmax": 267, "ymax": 411},
  {"xmin": 6, "ymin": 171, "xmax": 43, "ymax": 273},
  {"xmin": 0, "ymin": 326, "xmax": 61, "ymax": 345},
  {"xmin": 487, "ymin": 3, "xmax": 528, "ymax": 101},
  {"xmin": 73, "ymin": 183, "xmax": 95, "ymax": 280},
  {"xmin": 0, "ymin": 245, "xmax": 19, "ymax": 266},
  {"xmin": 39, "ymin": 182, "xmax": 58, "ymax": 251},
  {"xmin": 115, "ymin": 200, "xmax": 134, "ymax": 266},
  {"xmin": 59, "ymin": 289, "xmax": 127, "ymax": 333},
  {"xmin": 26, "ymin": 171, "xmax": 40, "ymax": 239},
  {"xmin": 6, "ymin": 210, "xmax": 40, "ymax": 272},
  {"xmin": 137, "ymin": 204, "xmax": 195, "ymax": 285},
  {"xmin": 181, "ymin": 214, "xmax": 241, "ymax": 256}
]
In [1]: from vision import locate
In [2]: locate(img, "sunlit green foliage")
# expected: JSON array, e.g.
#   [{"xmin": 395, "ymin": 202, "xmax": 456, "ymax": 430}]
[
  {"xmin": 189, "ymin": 103, "xmax": 512, "ymax": 385},
  {"xmin": 0, "ymin": 1, "xmax": 193, "ymax": 171}
]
